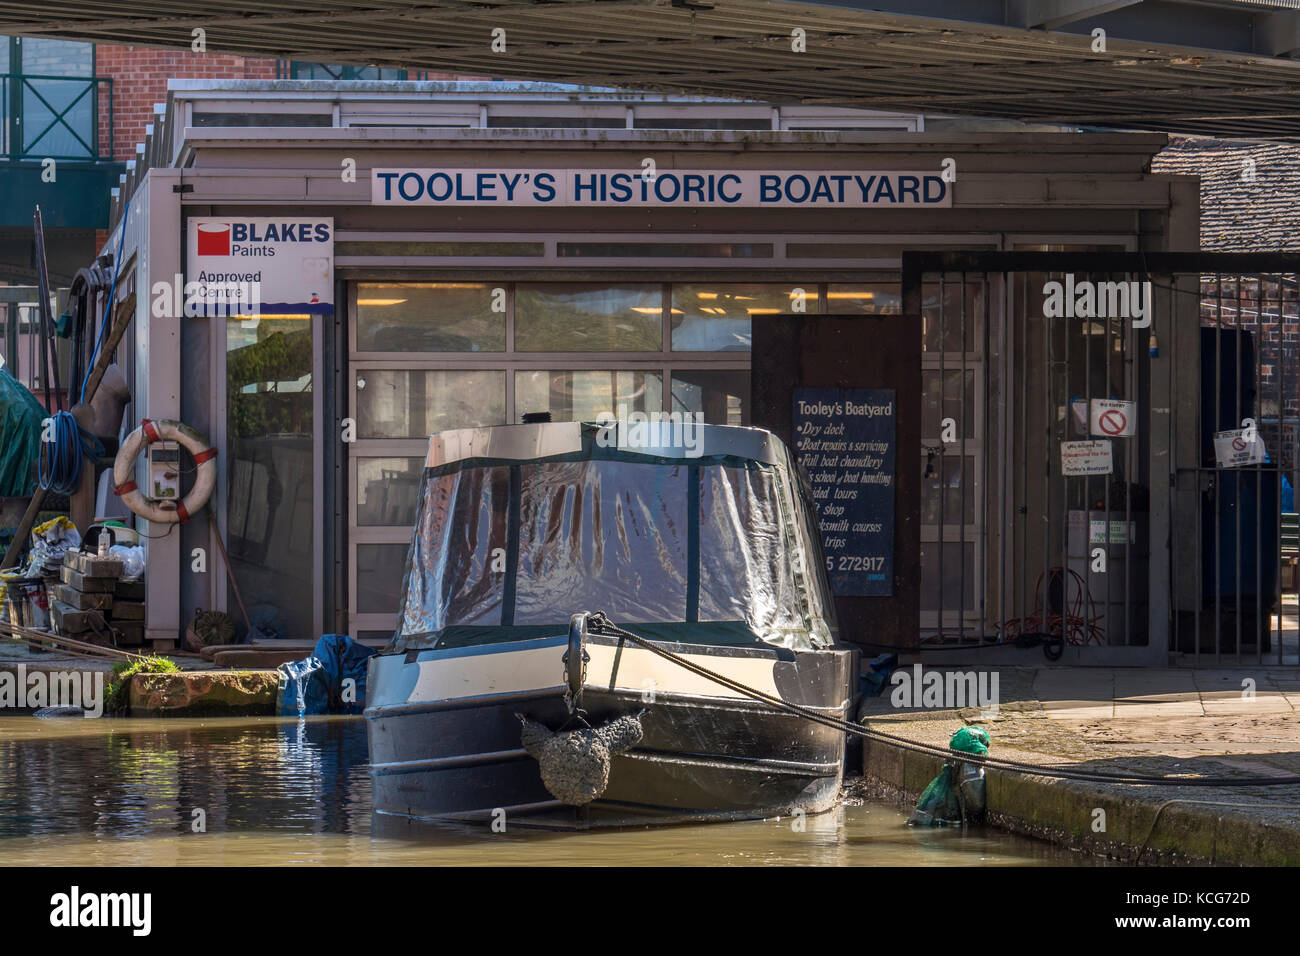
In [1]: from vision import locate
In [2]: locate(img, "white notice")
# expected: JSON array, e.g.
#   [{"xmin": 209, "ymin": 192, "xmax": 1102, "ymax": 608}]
[
  {"xmin": 1213, "ymin": 428, "xmax": 1267, "ymax": 469},
  {"xmin": 1089, "ymin": 399, "xmax": 1137, "ymax": 438},
  {"xmin": 1061, "ymin": 440, "xmax": 1114, "ymax": 476}
]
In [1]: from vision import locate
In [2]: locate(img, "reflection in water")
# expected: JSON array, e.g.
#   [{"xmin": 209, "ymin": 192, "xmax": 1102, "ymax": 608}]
[{"xmin": 0, "ymin": 717, "xmax": 1099, "ymax": 866}]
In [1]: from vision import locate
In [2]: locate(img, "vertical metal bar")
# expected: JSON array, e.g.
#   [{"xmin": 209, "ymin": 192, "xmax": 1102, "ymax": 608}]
[
  {"xmin": 960, "ymin": 272, "xmax": 968, "ymax": 642},
  {"xmin": 1081, "ymin": 277, "xmax": 1092, "ymax": 647},
  {"xmin": 1255, "ymin": 274, "xmax": 1263, "ymax": 665},
  {"xmin": 1107, "ymin": 273, "xmax": 1118, "ymax": 650},
  {"xmin": 1236, "ymin": 276, "xmax": 1244, "ymax": 661},
  {"xmin": 938, "ymin": 275, "xmax": 946, "ymax": 639},
  {"xmin": 1215, "ymin": 274, "xmax": 1223, "ymax": 664},
  {"xmin": 1124, "ymin": 274, "xmax": 1133, "ymax": 647},
  {"xmin": 1192, "ymin": 274, "xmax": 1202, "ymax": 664},
  {"xmin": 1020, "ymin": 273, "xmax": 1029, "ymax": 632},
  {"xmin": 1061, "ymin": 271, "xmax": 1071, "ymax": 649},
  {"xmin": 984, "ymin": 273, "xmax": 993, "ymax": 640},
  {"xmin": 1170, "ymin": 276, "xmax": 1180, "ymax": 657},
  {"xmin": 1281, "ymin": 274, "xmax": 1290, "ymax": 665},
  {"xmin": 1042, "ymin": 270, "xmax": 1051, "ymax": 645},
  {"xmin": 1083, "ymin": 273, "xmax": 1093, "ymax": 646}
]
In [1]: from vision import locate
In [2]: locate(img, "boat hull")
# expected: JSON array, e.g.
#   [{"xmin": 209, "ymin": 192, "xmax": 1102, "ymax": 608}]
[{"xmin": 366, "ymin": 633, "xmax": 857, "ymax": 829}]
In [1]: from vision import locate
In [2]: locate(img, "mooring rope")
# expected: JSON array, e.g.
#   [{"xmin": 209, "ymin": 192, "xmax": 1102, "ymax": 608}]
[{"xmin": 585, "ymin": 612, "xmax": 1300, "ymax": 788}]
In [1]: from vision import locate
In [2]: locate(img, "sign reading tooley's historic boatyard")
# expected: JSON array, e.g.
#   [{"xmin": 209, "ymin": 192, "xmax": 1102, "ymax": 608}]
[
  {"xmin": 184, "ymin": 218, "xmax": 334, "ymax": 320},
  {"xmin": 371, "ymin": 169, "xmax": 951, "ymax": 208},
  {"xmin": 793, "ymin": 388, "xmax": 897, "ymax": 597}
]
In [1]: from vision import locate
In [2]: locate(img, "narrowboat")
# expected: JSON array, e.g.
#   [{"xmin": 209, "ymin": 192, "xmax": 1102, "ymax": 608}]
[{"xmin": 365, "ymin": 420, "xmax": 858, "ymax": 828}]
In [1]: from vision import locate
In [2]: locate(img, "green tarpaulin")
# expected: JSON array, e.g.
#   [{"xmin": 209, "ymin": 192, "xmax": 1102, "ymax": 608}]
[{"xmin": 0, "ymin": 366, "xmax": 45, "ymax": 497}]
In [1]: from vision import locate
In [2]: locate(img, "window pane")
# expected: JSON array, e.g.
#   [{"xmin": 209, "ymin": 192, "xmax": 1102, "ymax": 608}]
[
  {"xmin": 514, "ymin": 283, "xmax": 661, "ymax": 351},
  {"xmin": 357, "ymin": 369, "xmax": 505, "ymax": 438},
  {"xmin": 671, "ymin": 369, "xmax": 749, "ymax": 425},
  {"xmin": 226, "ymin": 317, "xmax": 314, "ymax": 639},
  {"xmin": 921, "ymin": 454, "xmax": 974, "ymax": 525},
  {"xmin": 23, "ymin": 77, "xmax": 95, "ymax": 157},
  {"xmin": 827, "ymin": 283, "xmax": 902, "ymax": 314},
  {"xmin": 923, "ymin": 280, "xmax": 984, "ymax": 353},
  {"xmin": 515, "ymin": 370, "xmax": 662, "ymax": 422},
  {"xmin": 671, "ymin": 284, "xmax": 801, "ymax": 351},
  {"xmin": 515, "ymin": 461, "xmax": 688, "ymax": 625},
  {"xmin": 395, "ymin": 466, "xmax": 511, "ymax": 634},
  {"xmin": 357, "ymin": 543, "xmax": 410, "ymax": 615},
  {"xmin": 922, "ymin": 369, "xmax": 975, "ymax": 439},
  {"xmin": 356, "ymin": 282, "xmax": 504, "ymax": 352},
  {"xmin": 21, "ymin": 39, "xmax": 93, "ymax": 76},
  {"xmin": 357, "ymin": 457, "xmax": 425, "ymax": 526}
]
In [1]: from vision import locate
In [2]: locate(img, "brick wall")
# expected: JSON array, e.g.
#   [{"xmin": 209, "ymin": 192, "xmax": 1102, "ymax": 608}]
[{"xmin": 96, "ymin": 45, "xmax": 278, "ymax": 164}]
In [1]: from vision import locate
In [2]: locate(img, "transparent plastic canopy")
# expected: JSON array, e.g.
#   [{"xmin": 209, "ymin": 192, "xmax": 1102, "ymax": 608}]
[{"xmin": 387, "ymin": 422, "xmax": 837, "ymax": 651}]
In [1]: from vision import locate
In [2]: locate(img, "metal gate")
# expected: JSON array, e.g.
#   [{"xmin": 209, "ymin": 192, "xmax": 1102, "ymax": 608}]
[{"xmin": 902, "ymin": 252, "xmax": 1300, "ymax": 665}]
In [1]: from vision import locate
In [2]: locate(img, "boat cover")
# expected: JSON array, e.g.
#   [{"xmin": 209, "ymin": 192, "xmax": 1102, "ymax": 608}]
[
  {"xmin": 0, "ymin": 365, "xmax": 45, "ymax": 497},
  {"xmin": 387, "ymin": 424, "xmax": 836, "ymax": 652}
]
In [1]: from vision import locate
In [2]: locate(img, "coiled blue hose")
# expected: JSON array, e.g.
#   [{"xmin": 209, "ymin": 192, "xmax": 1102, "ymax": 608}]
[{"xmin": 38, "ymin": 410, "xmax": 103, "ymax": 496}]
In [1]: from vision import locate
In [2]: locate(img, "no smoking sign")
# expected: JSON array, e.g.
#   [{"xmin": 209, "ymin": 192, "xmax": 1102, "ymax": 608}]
[{"xmin": 1089, "ymin": 399, "xmax": 1136, "ymax": 438}]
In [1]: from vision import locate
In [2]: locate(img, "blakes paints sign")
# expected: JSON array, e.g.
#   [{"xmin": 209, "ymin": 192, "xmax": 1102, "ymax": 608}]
[
  {"xmin": 185, "ymin": 218, "xmax": 334, "ymax": 319},
  {"xmin": 372, "ymin": 168, "xmax": 951, "ymax": 208}
]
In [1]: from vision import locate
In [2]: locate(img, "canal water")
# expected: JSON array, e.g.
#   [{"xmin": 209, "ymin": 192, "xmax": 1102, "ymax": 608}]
[{"xmin": 0, "ymin": 716, "xmax": 1100, "ymax": 865}]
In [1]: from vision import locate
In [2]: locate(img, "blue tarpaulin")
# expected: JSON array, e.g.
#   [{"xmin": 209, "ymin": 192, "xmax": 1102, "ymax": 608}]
[{"xmin": 277, "ymin": 634, "xmax": 378, "ymax": 716}]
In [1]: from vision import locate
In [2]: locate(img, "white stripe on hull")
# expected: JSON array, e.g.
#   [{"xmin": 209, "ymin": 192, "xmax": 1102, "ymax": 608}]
[
  {"xmin": 584, "ymin": 641, "xmax": 779, "ymax": 700},
  {"xmin": 368, "ymin": 637, "xmax": 779, "ymax": 709}
]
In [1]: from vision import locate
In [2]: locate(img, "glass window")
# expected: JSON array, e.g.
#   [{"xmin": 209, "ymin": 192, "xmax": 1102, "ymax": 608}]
[
  {"xmin": 671, "ymin": 369, "xmax": 749, "ymax": 425},
  {"xmin": 356, "ymin": 282, "xmax": 504, "ymax": 352},
  {"xmin": 671, "ymin": 284, "xmax": 800, "ymax": 351},
  {"xmin": 557, "ymin": 242, "xmax": 773, "ymax": 258},
  {"xmin": 921, "ymin": 454, "xmax": 975, "ymax": 525},
  {"xmin": 923, "ymin": 280, "xmax": 984, "ymax": 353},
  {"xmin": 827, "ymin": 281, "xmax": 984, "ymax": 352},
  {"xmin": 515, "ymin": 370, "xmax": 662, "ymax": 422},
  {"xmin": 357, "ymin": 369, "xmax": 505, "ymax": 438},
  {"xmin": 827, "ymin": 283, "xmax": 902, "ymax": 314},
  {"xmin": 20, "ymin": 38, "xmax": 93, "ymax": 76},
  {"xmin": 922, "ymin": 369, "xmax": 976, "ymax": 440},
  {"xmin": 226, "ymin": 317, "xmax": 314, "ymax": 640},
  {"xmin": 357, "ymin": 543, "xmax": 411, "ymax": 615},
  {"xmin": 514, "ymin": 283, "xmax": 661, "ymax": 352},
  {"xmin": 357, "ymin": 457, "xmax": 426, "ymax": 527}
]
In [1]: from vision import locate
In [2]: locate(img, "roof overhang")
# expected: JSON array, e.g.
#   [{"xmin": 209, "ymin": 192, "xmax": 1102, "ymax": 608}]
[{"xmin": 7, "ymin": 0, "xmax": 1300, "ymax": 139}]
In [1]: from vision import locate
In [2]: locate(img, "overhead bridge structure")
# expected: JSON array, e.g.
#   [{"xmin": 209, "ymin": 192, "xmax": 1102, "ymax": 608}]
[{"xmin": 5, "ymin": 0, "xmax": 1300, "ymax": 138}]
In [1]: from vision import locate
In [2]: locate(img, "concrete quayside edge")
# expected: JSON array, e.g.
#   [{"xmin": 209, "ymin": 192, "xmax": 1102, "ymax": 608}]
[{"xmin": 852, "ymin": 710, "xmax": 1300, "ymax": 866}]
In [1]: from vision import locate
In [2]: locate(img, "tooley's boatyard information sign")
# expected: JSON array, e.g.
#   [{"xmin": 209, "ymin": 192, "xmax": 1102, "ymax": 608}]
[
  {"xmin": 794, "ymin": 388, "xmax": 897, "ymax": 596},
  {"xmin": 371, "ymin": 168, "xmax": 951, "ymax": 208}
]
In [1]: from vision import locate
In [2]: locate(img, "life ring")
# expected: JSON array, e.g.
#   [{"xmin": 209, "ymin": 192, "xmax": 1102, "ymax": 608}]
[{"xmin": 112, "ymin": 418, "xmax": 217, "ymax": 524}]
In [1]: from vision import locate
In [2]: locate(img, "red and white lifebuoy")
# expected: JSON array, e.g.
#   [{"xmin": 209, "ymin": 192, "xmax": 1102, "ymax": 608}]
[{"xmin": 112, "ymin": 418, "xmax": 217, "ymax": 524}]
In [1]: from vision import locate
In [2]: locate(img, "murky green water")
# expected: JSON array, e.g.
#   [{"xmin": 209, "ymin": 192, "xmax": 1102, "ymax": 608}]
[{"xmin": 0, "ymin": 716, "xmax": 1098, "ymax": 865}]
